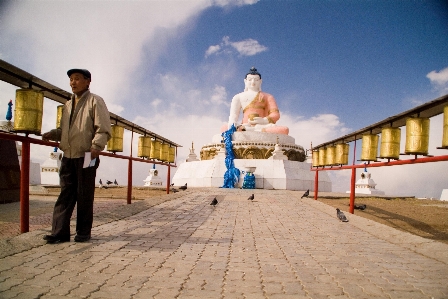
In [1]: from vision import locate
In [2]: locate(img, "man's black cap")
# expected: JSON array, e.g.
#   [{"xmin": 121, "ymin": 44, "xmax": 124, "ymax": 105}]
[{"xmin": 67, "ymin": 69, "xmax": 91, "ymax": 79}]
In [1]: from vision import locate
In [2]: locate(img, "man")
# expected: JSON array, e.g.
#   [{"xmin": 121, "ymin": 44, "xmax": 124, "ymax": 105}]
[
  {"xmin": 226, "ymin": 67, "xmax": 289, "ymax": 135},
  {"xmin": 42, "ymin": 69, "xmax": 111, "ymax": 243}
]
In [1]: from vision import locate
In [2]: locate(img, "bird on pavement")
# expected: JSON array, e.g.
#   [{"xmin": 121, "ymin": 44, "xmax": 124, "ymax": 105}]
[
  {"xmin": 99, "ymin": 179, "xmax": 103, "ymax": 185},
  {"xmin": 170, "ymin": 183, "xmax": 174, "ymax": 186},
  {"xmin": 114, "ymin": 179, "xmax": 118, "ymax": 185},
  {"xmin": 248, "ymin": 194, "xmax": 254, "ymax": 201},
  {"xmin": 179, "ymin": 183, "xmax": 187, "ymax": 190},
  {"xmin": 106, "ymin": 180, "xmax": 113, "ymax": 185},
  {"xmin": 171, "ymin": 188, "xmax": 179, "ymax": 193},
  {"xmin": 210, "ymin": 197, "xmax": 218, "ymax": 206},
  {"xmin": 301, "ymin": 189, "xmax": 310, "ymax": 198},
  {"xmin": 354, "ymin": 204, "xmax": 367, "ymax": 210},
  {"xmin": 336, "ymin": 208, "xmax": 349, "ymax": 222}
]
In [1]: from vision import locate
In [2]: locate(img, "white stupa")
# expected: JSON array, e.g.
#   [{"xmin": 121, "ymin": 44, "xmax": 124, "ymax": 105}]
[
  {"xmin": 143, "ymin": 164, "xmax": 163, "ymax": 187},
  {"xmin": 40, "ymin": 148, "xmax": 62, "ymax": 185},
  {"xmin": 346, "ymin": 169, "xmax": 385, "ymax": 195}
]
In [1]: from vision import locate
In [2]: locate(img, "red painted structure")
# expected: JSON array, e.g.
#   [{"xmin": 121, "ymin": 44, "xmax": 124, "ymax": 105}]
[
  {"xmin": 311, "ymin": 94, "xmax": 448, "ymax": 214},
  {"xmin": 0, "ymin": 60, "xmax": 181, "ymax": 233}
]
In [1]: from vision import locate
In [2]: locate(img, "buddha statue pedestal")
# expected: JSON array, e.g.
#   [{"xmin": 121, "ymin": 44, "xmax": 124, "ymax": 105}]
[{"xmin": 172, "ymin": 131, "xmax": 332, "ymax": 191}]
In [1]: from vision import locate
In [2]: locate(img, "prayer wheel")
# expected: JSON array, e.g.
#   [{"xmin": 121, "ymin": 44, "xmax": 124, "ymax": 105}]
[
  {"xmin": 149, "ymin": 139, "xmax": 161, "ymax": 160},
  {"xmin": 361, "ymin": 134, "xmax": 378, "ymax": 161},
  {"xmin": 13, "ymin": 89, "xmax": 44, "ymax": 134},
  {"xmin": 405, "ymin": 117, "xmax": 430, "ymax": 155},
  {"xmin": 442, "ymin": 106, "xmax": 448, "ymax": 148},
  {"xmin": 325, "ymin": 146, "xmax": 336, "ymax": 166},
  {"xmin": 318, "ymin": 147, "xmax": 326, "ymax": 166},
  {"xmin": 379, "ymin": 127, "xmax": 401, "ymax": 159},
  {"xmin": 168, "ymin": 146, "xmax": 176, "ymax": 163},
  {"xmin": 312, "ymin": 150, "xmax": 319, "ymax": 167},
  {"xmin": 335, "ymin": 143, "xmax": 349, "ymax": 165},
  {"xmin": 107, "ymin": 125, "xmax": 124, "ymax": 152},
  {"xmin": 56, "ymin": 105, "xmax": 64, "ymax": 128},
  {"xmin": 160, "ymin": 143, "xmax": 169, "ymax": 162},
  {"xmin": 137, "ymin": 136, "xmax": 151, "ymax": 158}
]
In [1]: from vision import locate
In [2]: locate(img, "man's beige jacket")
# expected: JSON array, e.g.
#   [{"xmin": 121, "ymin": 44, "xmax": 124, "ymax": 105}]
[{"xmin": 48, "ymin": 90, "xmax": 111, "ymax": 158}]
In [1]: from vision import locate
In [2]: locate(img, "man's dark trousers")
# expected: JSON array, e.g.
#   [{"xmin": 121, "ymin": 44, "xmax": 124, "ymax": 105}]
[{"xmin": 50, "ymin": 156, "xmax": 99, "ymax": 238}]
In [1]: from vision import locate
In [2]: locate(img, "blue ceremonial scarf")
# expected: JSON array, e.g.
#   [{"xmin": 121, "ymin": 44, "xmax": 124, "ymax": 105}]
[{"xmin": 222, "ymin": 124, "xmax": 240, "ymax": 188}]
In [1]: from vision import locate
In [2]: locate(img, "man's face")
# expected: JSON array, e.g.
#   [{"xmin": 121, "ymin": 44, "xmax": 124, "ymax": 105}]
[
  {"xmin": 69, "ymin": 73, "xmax": 90, "ymax": 95},
  {"xmin": 244, "ymin": 74, "xmax": 262, "ymax": 91}
]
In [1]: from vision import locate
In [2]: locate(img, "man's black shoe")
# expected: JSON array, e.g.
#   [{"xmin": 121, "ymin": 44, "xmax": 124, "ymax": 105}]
[
  {"xmin": 74, "ymin": 235, "xmax": 91, "ymax": 242},
  {"xmin": 43, "ymin": 235, "xmax": 70, "ymax": 244}
]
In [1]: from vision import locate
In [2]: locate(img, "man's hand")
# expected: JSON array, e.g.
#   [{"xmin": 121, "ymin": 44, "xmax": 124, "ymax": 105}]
[{"xmin": 91, "ymin": 148, "xmax": 101, "ymax": 159}]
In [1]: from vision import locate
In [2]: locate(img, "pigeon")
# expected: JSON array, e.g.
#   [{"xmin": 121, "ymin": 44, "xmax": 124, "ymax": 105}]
[
  {"xmin": 210, "ymin": 197, "xmax": 218, "ymax": 206},
  {"xmin": 336, "ymin": 208, "xmax": 349, "ymax": 222},
  {"xmin": 99, "ymin": 179, "xmax": 103, "ymax": 185},
  {"xmin": 170, "ymin": 183, "xmax": 174, "ymax": 186},
  {"xmin": 179, "ymin": 183, "xmax": 187, "ymax": 190},
  {"xmin": 114, "ymin": 179, "xmax": 118, "ymax": 185},
  {"xmin": 301, "ymin": 189, "xmax": 310, "ymax": 199},
  {"xmin": 106, "ymin": 180, "xmax": 113, "ymax": 185},
  {"xmin": 248, "ymin": 194, "xmax": 254, "ymax": 201},
  {"xmin": 170, "ymin": 188, "xmax": 179, "ymax": 193},
  {"xmin": 354, "ymin": 204, "xmax": 367, "ymax": 210}
]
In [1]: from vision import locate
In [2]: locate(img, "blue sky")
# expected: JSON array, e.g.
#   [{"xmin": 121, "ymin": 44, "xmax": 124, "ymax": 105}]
[{"xmin": 1, "ymin": 0, "xmax": 447, "ymax": 197}]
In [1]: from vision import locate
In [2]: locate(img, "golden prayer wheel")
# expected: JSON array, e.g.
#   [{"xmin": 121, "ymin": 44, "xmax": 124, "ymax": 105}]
[
  {"xmin": 107, "ymin": 125, "xmax": 124, "ymax": 152},
  {"xmin": 13, "ymin": 89, "xmax": 44, "ymax": 134},
  {"xmin": 160, "ymin": 143, "xmax": 169, "ymax": 162},
  {"xmin": 137, "ymin": 136, "xmax": 151, "ymax": 158},
  {"xmin": 168, "ymin": 146, "xmax": 176, "ymax": 163},
  {"xmin": 442, "ymin": 106, "xmax": 448, "ymax": 148},
  {"xmin": 312, "ymin": 150, "xmax": 319, "ymax": 167},
  {"xmin": 318, "ymin": 147, "xmax": 326, "ymax": 166},
  {"xmin": 335, "ymin": 143, "xmax": 349, "ymax": 165},
  {"xmin": 379, "ymin": 127, "xmax": 401, "ymax": 159},
  {"xmin": 325, "ymin": 146, "xmax": 336, "ymax": 166},
  {"xmin": 405, "ymin": 117, "xmax": 430, "ymax": 155},
  {"xmin": 361, "ymin": 134, "xmax": 378, "ymax": 161},
  {"xmin": 149, "ymin": 139, "xmax": 161, "ymax": 160},
  {"xmin": 56, "ymin": 105, "xmax": 64, "ymax": 128}
]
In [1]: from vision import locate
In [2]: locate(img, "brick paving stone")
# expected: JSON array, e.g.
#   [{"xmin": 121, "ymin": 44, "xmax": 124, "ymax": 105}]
[{"xmin": 0, "ymin": 188, "xmax": 447, "ymax": 298}]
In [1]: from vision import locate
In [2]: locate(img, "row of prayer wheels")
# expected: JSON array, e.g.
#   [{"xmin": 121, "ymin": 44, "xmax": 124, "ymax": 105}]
[
  {"xmin": 12, "ymin": 89, "xmax": 176, "ymax": 163},
  {"xmin": 313, "ymin": 113, "xmax": 448, "ymax": 167},
  {"xmin": 92, "ymin": 126, "xmax": 176, "ymax": 163}
]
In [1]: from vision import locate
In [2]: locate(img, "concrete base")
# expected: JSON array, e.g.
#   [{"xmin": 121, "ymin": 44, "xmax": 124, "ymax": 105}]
[
  {"xmin": 346, "ymin": 189, "xmax": 386, "ymax": 195},
  {"xmin": 172, "ymin": 158, "xmax": 331, "ymax": 191}
]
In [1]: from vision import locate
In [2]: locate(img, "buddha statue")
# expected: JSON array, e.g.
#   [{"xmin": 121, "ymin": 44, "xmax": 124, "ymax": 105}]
[{"xmin": 222, "ymin": 67, "xmax": 289, "ymax": 135}]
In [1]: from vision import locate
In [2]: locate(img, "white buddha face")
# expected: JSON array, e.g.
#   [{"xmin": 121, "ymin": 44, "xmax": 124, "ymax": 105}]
[{"xmin": 244, "ymin": 74, "xmax": 262, "ymax": 92}]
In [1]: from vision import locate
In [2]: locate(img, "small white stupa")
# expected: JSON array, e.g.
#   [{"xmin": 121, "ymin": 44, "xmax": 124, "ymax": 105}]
[
  {"xmin": 186, "ymin": 142, "xmax": 199, "ymax": 162},
  {"xmin": 347, "ymin": 167, "xmax": 385, "ymax": 195},
  {"xmin": 143, "ymin": 164, "xmax": 163, "ymax": 187},
  {"xmin": 41, "ymin": 147, "xmax": 62, "ymax": 185}
]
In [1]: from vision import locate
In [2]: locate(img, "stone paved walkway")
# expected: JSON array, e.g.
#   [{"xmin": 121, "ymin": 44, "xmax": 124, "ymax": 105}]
[{"xmin": 0, "ymin": 188, "xmax": 447, "ymax": 299}]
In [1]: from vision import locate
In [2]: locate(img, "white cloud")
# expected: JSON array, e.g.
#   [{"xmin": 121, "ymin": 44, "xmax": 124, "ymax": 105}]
[
  {"xmin": 152, "ymin": 99, "xmax": 162, "ymax": 107},
  {"xmin": 212, "ymin": 0, "xmax": 259, "ymax": 7},
  {"xmin": 205, "ymin": 36, "xmax": 268, "ymax": 57},
  {"xmin": 230, "ymin": 38, "xmax": 268, "ymax": 56},
  {"xmin": 205, "ymin": 45, "xmax": 221, "ymax": 57},
  {"xmin": 427, "ymin": 66, "xmax": 448, "ymax": 95},
  {"xmin": 209, "ymin": 85, "xmax": 228, "ymax": 105}
]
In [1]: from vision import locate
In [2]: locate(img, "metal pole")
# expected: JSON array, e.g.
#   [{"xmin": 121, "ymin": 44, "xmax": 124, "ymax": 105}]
[
  {"xmin": 127, "ymin": 130, "xmax": 134, "ymax": 204},
  {"xmin": 166, "ymin": 165, "xmax": 171, "ymax": 194},
  {"xmin": 314, "ymin": 169, "xmax": 319, "ymax": 200},
  {"xmin": 349, "ymin": 168, "xmax": 356, "ymax": 214},
  {"xmin": 20, "ymin": 140, "xmax": 30, "ymax": 233}
]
